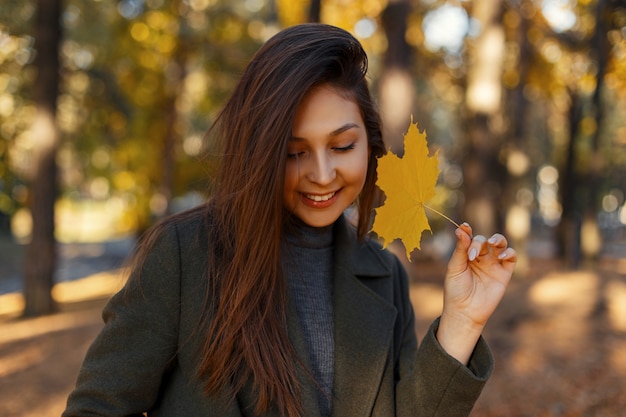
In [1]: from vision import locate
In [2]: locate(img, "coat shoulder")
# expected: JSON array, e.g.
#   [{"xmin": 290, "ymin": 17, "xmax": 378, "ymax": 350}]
[{"xmin": 350, "ymin": 234, "xmax": 405, "ymax": 279}]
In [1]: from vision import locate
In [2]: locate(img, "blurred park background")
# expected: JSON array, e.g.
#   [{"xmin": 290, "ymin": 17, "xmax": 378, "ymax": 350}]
[{"xmin": 0, "ymin": 0, "xmax": 625, "ymax": 416}]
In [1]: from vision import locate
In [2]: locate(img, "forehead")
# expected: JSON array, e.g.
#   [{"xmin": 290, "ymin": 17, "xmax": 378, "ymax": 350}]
[{"xmin": 293, "ymin": 85, "xmax": 363, "ymax": 134}]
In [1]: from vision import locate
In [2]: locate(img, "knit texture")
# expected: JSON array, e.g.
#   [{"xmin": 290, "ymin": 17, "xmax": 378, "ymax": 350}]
[{"xmin": 282, "ymin": 218, "xmax": 335, "ymax": 417}]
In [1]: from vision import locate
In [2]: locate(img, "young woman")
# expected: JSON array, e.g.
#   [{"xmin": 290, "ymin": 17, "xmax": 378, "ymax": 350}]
[{"xmin": 63, "ymin": 23, "xmax": 516, "ymax": 417}]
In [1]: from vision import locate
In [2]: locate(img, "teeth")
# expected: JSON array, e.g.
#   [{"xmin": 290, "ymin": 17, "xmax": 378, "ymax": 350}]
[{"xmin": 305, "ymin": 192, "xmax": 335, "ymax": 202}]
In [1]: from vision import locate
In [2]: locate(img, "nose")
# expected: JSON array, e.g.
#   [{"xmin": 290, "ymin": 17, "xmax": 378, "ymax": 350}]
[{"xmin": 306, "ymin": 151, "xmax": 336, "ymax": 185}]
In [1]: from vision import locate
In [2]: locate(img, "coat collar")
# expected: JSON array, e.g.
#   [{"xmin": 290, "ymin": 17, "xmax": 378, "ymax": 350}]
[
  {"xmin": 286, "ymin": 215, "xmax": 398, "ymax": 416},
  {"xmin": 335, "ymin": 215, "xmax": 392, "ymax": 279}
]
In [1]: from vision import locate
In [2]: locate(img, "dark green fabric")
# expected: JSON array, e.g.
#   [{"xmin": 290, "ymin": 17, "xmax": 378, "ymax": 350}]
[{"xmin": 62, "ymin": 213, "xmax": 493, "ymax": 417}]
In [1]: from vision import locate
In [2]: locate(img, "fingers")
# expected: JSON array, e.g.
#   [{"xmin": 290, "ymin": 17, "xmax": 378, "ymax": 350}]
[
  {"xmin": 467, "ymin": 235, "xmax": 487, "ymax": 261},
  {"xmin": 450, "ymin": 223, "xmax": 518, "ymax": 278},
  {"xmin": 463, "ymin": 229, "xmax": 517, "ymax": 264},
  {"xmin": 453, "ymin": 222, "xmax": 473, "ymax": 250},
  {"xmin": 488, "ymin": 234, "xmax": 517, "ymax": 261}
]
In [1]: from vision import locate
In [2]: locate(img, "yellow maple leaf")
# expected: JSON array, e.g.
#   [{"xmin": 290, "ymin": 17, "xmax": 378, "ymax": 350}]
[{"xmin": 372, "ymin": 119, "xmax": 440, "ymax": 260}]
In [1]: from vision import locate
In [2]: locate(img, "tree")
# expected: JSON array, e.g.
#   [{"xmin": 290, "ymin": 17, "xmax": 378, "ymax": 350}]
[
  {"xmin": 308, "ymin": 0, "xmax": 321, "ymax": 22},
  {"xmin": 22, "ymin": 0, "xmax": 62, "ymax": 316},
  {"xmin": 557, "ymin": 0, "xmax": 613, "ymax": 266},
  {"xmin": 461, "ymin": 0, "xmax": 507, "ymax": 235},
  {"xmin": 378, "ymin": 0, "xmax": 413, "ymax": 154},
  {"xmin": 499, "ymin": 1, "xmax": 535, "ymax": 274}
]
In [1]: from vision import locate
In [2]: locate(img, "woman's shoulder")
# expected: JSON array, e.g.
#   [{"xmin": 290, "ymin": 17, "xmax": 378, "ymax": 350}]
[
  {"xmin": 361, "ymin": 236, "xmax": 405, "ymax": 274},
  {"xmin": 125, "ymin": 205, "xmax": 211, "ymax": 286},
  {"xmin": 169, "ymin": 205, "xmax": 210, "ymax": 239},
  {"xmin": 336, "ymin": 216, "xmax": 404, "ymax": 278},
  {"xmin": 137, "ymin": 204, "xmax": 210, "ymax": 256}
]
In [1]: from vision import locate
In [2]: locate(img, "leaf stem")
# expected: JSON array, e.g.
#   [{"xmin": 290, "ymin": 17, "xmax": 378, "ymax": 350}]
[{"xmin": 423, "ymin": 204, "xmax": 461, "ymax": 229}]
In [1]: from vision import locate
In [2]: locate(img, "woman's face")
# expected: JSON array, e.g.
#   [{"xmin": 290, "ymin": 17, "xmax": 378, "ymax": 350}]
[{"xmin": 284, "ymin": 85, "xmax": 369, "ymax": 228}]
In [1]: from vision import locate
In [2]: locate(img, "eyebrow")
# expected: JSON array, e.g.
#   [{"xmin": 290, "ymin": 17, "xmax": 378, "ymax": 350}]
[{"xmin": 290, "ymin": 123, "xmax": 361, "ymax": 141}]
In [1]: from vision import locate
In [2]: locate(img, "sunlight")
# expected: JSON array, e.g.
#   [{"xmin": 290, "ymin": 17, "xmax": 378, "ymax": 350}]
[
  {"xmin": 506, "ymin": 204, "xmax": 531, "ymax": 241},
  {"xmin": 51, "ymin": 271, "xmax": 123, "ymax": 305},
  {"xmin": 507, "ymin": 149, "xmax": 530, "ymax": 177},
  {"xmin": 541, "ymin": 0, "xmax": 577, "ymax": 33},
  {"xmin": 0, "ymin": 337, "xmax": 44, "ymax": 377},
  {"xmin": 610, "ymin": 340, "xmax": 626, "ymax": 374},
  {"xmin": 354, "ymin": 17, "xmax": 376, "ymax": 39},
  {"xmin": 0, "ymin": 292, "xmax": 23, "ymax": 319},
  {"xmin": 187, "ymin": 0, "xmax": 217, "ymax": 12},
  {"xmin": 606, "ymin": 280, "xmax": 626, "ymax": 332},
  {"xmin": 378, "ymin": 69, "xmax": 413, "ymax": 151},
  {"xmin": 0, "ymin": 92, "xmax": 15, "ymax": 117},
  {"xmin": 529, "ymin": 271, "xmax": 598, "ymax": 316},
  {"xmin": 0, "ymin": 273, "xmax": 120, "ymax": 344},
  {"xmin": 465, "ymin": 11, "xmax": 506, "ymax": 112},
  {"xmin": 409, "ymin": 284, "xmax": 443, "ymax": 320},
  {"xmin": 512, "ymin": 272, "xmax": 601, "ymax": 376},
  {"xmin": 130, "ymin": 22, "xmax": 150, "ymax": 42},
  {"xmin": 581, "ymin": 218, "xmax": 601, "ymax": 257},
  {"xmin": 422, "ymin": 4, "xmax": 469, "ymax": 54}
]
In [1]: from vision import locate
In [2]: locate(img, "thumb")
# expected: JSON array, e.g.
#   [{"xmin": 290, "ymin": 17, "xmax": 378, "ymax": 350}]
[{"xmin": 448, "ymin": 223, "xmax": 472, "ymax": 275}]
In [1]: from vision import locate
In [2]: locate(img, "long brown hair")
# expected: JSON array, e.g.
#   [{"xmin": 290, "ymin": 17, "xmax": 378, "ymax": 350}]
[{"xmin": 137, "ymin": 24, "xmax": 385, "ymax": 416}]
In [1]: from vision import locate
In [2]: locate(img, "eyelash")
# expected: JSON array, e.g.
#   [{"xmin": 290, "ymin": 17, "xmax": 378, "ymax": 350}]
[
  {"xmin": 334, "ymin": 143, "xmax": 356, "ymax": 152},
  {"xmin": 287, "ymin": 143, "xmax": 356, "ymax": 158}
]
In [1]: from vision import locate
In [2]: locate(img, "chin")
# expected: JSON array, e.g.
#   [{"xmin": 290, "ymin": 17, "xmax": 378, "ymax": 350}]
[{"xmin": 295, "ymin": 212, "xmax": 342, "ymax": 228}]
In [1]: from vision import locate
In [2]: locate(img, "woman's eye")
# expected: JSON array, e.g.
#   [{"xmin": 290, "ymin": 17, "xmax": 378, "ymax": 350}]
[
  {"xmin": 334, "ymin": 143, "xmax": 356, "ymax": 152},
  {"xmin": 287, "ymin": 151, "xmax": 304, "ymax": 159}
]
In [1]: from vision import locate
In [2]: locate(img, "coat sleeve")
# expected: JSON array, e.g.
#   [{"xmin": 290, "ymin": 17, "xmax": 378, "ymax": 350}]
[
  {"xmin": 413, "ymin": 318, "xmax": 493, "ymax": 416},
  {"xmin": 392, "ymin": 257, "xmax": 494, "ymax": 417},
  {"xmin": 62, "ymin": 224, "xmax": 183, "ymax": 417}
]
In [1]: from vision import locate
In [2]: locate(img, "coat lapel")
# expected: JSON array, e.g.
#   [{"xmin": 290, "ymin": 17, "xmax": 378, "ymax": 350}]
[{"xmin": 331, "ymin": 216, "xmax": 398, "ymax": 417}]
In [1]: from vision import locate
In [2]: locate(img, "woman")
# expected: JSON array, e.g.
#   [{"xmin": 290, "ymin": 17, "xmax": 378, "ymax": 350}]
[{"xmin": 63, "ymin": 23, "xmax": 516, "ymax": 417}]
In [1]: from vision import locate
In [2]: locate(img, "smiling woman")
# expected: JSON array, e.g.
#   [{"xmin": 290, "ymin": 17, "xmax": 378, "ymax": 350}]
[{"xmin": 63, "ymin": 23, "xmax": 516, "ymax": 417}]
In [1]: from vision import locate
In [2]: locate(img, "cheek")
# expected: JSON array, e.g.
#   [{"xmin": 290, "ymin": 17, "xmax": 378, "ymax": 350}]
[{"xmin": 349, "ymin": 149, "xmax": 370, "ymax": 187}]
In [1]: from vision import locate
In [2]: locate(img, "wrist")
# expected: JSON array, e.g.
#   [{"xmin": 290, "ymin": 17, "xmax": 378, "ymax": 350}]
[{"xmin": 436, "ymin": 311, "xmax": 485, "ymax": 365}]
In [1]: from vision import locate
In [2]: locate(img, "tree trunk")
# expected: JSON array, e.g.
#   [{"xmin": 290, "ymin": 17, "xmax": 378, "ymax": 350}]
[
  {"xmin": 379, "ymin": 0, "xmax": 413, "ymax": 154},
  {"xmin": 160, "ymin": 1, "xmax": 187, "ymax": 217},
  {"xmin": 462, "ymin": 0, "xmax": 506, "ymax": 235},
  {"xmin": 308, "ymin": 0, "xmax": 321, "ymax": 22},
  {"xmin": 501, "ymin": 2, "xmax": 533, "ymax": 274},
  {"xmin": 22, "ymin": 0, "xmax": 62, "ymax": 317},
  {"xmin": 557, "ymin": 0, "xmax": 611, "ymax": 266},
  {"xmin": 557, "ymin": 89, "xmax": 583, "ymax": 267},
  {"xmin": 580, "ymin": 0, "xmax": 610, "ymax": 263}
]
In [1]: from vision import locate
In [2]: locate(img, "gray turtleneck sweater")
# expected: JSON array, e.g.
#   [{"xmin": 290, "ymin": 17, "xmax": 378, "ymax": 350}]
[{"xmin": 282, "ymin": 219, "xmax": 335, "ymax": 417}]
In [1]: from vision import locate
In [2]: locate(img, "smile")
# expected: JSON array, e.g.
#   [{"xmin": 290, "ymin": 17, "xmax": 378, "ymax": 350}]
[{"xmin": 304, "ymin": 191, "xmax": 336, "ymax": 202}]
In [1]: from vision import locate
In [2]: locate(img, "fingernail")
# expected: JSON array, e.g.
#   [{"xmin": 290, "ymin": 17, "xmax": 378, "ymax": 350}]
[
  {"xmin": 498, "ymin": 251, "xmax": 507, "ymax": 259},
  {"xmin": 469, "ymin": 248, "xmax": 477, "ymax": 261},
  {"xmin": 462, "ymin": 222, "xmax": 470, "ymax": 227},
  {"xmin": 488, "ymin": 236, "xmax": 497, "ymax": 244},
  {"xmin": 455, "ymin": 229, "xmax": 462, "ymax": 240}
]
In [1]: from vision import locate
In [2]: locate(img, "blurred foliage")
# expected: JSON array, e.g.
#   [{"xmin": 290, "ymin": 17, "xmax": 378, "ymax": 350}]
[{"xmin": 0, "ymin": 0, "xmax": 624, "ymax": 244}]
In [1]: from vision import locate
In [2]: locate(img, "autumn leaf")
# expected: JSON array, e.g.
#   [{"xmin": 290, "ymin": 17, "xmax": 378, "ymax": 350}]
[{"xmin": 372, "ymin": 118, "xmax": 440, "ymax": 260}]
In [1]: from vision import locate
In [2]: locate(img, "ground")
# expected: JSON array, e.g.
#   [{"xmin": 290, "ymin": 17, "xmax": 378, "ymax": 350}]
[{"xmin": 1, "ymin": 253, "xmax": 625, "ymax": 416}]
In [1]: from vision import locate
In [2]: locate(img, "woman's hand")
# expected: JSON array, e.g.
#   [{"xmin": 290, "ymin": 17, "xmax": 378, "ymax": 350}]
[{"xmin": 436, "ymin": 222, "xmax": 517, "ymax": 365}]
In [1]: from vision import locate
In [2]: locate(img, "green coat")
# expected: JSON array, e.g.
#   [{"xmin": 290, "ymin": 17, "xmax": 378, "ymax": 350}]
[{"xmin": 63, "ymin": 214, "xmax": 493, "ymax": 417}]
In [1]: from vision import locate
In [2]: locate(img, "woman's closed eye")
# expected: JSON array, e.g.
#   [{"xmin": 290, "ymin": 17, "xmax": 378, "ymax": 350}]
[
  {"xmin": 287, "ymin": 143, "xmax": 355, "ymax": 158},
  {"xmin": 333, "ymin": 143, "xmax": 356, "ymax": 152},
  {"xmin": 287, "ymin": 151, "xmax": 305, "ymax": 159}
]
